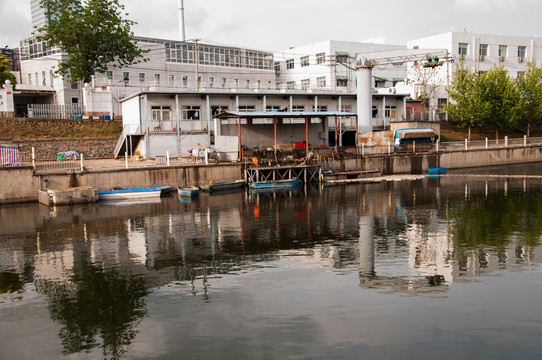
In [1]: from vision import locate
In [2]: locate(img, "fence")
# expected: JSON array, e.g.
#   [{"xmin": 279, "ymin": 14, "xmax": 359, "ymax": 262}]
[
  {"xmin": 29, "ymin": 104, "xmax": 84, "ymax": 119},
  {"xmin": 5, "ymin": 136, "xmax": 542, "ymax": 173}
]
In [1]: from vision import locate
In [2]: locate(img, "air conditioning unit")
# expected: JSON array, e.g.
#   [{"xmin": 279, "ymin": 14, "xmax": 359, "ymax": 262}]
[{"xmin": 518, "ymin": 57, "xmax": 524, "ymax": 63}]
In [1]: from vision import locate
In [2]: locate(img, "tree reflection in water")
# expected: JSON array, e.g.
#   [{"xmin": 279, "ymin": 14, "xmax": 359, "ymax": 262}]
[{"xmin": 48, "ymin": 265, "xmax": 149, "ymax": 359}]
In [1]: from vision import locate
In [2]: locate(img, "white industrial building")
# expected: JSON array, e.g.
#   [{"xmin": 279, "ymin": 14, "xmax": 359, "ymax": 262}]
[
  {"xmin": 406, "ymin": 32, "xmax": 542, "ymax": 117},
  {"xmin": 274, "ymin": 40, "xmax": 407, "ymax": 92}
]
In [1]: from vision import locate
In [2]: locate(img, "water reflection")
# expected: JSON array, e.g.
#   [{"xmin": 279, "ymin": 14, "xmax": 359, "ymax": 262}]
[{"xmin": 0, "ymin": 175, "xmax": 542, "ymax": 358}]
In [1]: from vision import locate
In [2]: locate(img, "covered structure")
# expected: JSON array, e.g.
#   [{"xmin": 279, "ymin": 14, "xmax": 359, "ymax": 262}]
[{"xmin": 214, "ymin": 111, "xmax": 358, "ymax": 160}]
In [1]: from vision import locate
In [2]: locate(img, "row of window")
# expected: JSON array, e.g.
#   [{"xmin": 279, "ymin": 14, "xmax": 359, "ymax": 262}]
[
  {"xmin": 163, "ymin": 42, "xmax": 274, "ymax": 70},
  {"xmin": 150, "ymin": 104, "xmax": 345, "ymax": 122},
  {"xmin": 285, "ymin": 76, "xmax": 349, "ymax": 89},
  {"xmin": 281, "ymin": 52, "xmax": 332, "ymax": 71},
  {"xmin": 458, "ymin": 43, "xmax": 527, "ymax": 58},
  {"xmin": 100, "ymin": 71, "xmax": 272, "ymax": 89}
]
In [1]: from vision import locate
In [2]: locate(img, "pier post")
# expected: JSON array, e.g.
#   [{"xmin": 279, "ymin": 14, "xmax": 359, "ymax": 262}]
[
  {"xmin": 80, "ymin": 153, "xmax": 84, "ymax": 171},
  {"xmin": 486, "ymin": 137, "xmax": 488, "ymax": 149},
  {"xmin": 125, "ymin": 151, "xmax": 128, "ymax": 169},
  {"xmin": 505, "ymin": 136, "xmax": 508, "ymax": 147},
  {"xmin": 465, "ymin": 139, "xmax": 468, "ymax": 150},
  {"xmin": 524, "ymin": 135, "xmax": 527, "ymax": 147}
]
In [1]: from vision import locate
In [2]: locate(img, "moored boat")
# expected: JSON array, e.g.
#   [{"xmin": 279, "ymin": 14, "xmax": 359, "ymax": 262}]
[
  {"xmin": 98, "ymin": 187, "xmax": 163, "ymax": 200},
  {"xmin": 178, "ymin": 186, "xmax": 200, "ymax": 197},
  {"xmin": 200, "ymin": 179, "xmax": 246, "ymax": 192},
  {"xmin": 249, "ymin": 178, "xmax": 301, "ymax": 190},
  {"xmin": 428, "ymin": 167, "xmax": 447, "ymax": 175}
]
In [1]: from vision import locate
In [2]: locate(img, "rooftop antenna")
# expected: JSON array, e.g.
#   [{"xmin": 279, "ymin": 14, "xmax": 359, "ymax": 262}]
[{"xmin": 178, "ymin": 0, "xmax": 186, "ymax": 41}]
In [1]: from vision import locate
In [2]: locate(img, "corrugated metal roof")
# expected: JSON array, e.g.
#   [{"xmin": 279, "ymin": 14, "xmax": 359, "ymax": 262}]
[{"xmin": 215, "ymin": 111, "xmax": 357, "ymax": 118}]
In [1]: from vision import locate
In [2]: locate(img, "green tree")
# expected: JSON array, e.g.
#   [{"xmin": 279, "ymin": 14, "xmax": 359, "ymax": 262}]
[
  {"xmin": 0, "ymin": 55, "xmax": 17, "ymax": 85},
  {"xmin": 479, "ymin": 66, "xmax": 523, "ymax": 141},
  {"xmin": 517, "ymin": 62, "xmax": 542, "ymax": 137},
  {"xmin": 38, "ymin": 0, "xmax": 148, "ymax": 83},
  {"xmin": 446, "ymin": 62, "xmax": 489, "ymax": 141}
]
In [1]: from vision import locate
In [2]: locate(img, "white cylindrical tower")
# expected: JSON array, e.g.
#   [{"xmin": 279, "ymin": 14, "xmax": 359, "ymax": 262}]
[
  {"xmin": 178, "ymin": 0, "xmax": 186, "ymax": 41},
  {"xmin": 356, "ymin": 65, "xmax": 373, "ymax": 133}
]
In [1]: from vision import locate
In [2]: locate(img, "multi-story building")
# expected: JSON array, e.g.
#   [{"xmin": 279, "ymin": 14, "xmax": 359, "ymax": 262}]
[
  {"xmin": 274, "ymin": 40, "xmax": 407, "ymax": 92},
  {"xmin": 406, "ymin": 32, "xmax": 542, "ymax": 119}
]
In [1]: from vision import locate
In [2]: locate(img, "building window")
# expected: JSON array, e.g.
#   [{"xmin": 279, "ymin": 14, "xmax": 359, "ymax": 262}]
[
  {"xmin": 245, "ymin": 79, "xmax": 250, "ymax": 88},
  {"xmin": 336, "ymin": 77, "xmax": 348, "ymax": 87},
  {"xmin": 122, "ymin": 72, "xmax": 129, "ymax": 86},
  {"xmin": 182, "ymin": 105, "xmax": 200, "ymax": 120},
  {"xmin": 498, "ymin": 45, "xmax": 507, "ymax": 57},
  {"xmin": 28, "ymin": 73, "xmax": 32, "ymax": 85},
  {"xmin": 169, "ymin": 75, "xmax": 175, "ymax": 86},
  {"xmin": 106, "ymin": 71, "xmax": 113, "ymax": 81},
  {"xmin": 292, "ymin": 105, "xmax": 304, "ymax": 112},
  {"xmin": 139, "ymin": 73, "xmax": 145, "ymax": 84},
  {"xmin": 70, "ymin": 82, "xmax": 79, "ymax": 90},
  {"xmin": 211, "ymin": 105, "xmax": 228, "ymax": 117},
  {"xmin": 234, "ymin": 79, "xmax": 239, "ymax": 87},
  {"xmin": 479, "ymin": 44, "xmax": 488, "ymax": 57},
  {"xmin": 385, "ymin": 106, "xmax": 397, "ymax": 118},
  {"xmin": 238, "ymin": 105, "xmax": 255, "ymax": 112},
  {"xmin": 71, "ymin": 97, "xmax": 79, "ymax": 104},
  {"xmin": 266, "ymin": 105, "xmax": 281, "ymax": 111},
  {"xmin": 286, "ymin": 59, "xmax": 294, "ymax": 70},
  {"xmin": 222, "ymin": 78, "xmax": 227, "ymax": 88},
  {"xmin": 341, "ymin": 105, "xmax": 352, "ymax": 113},
  {"xmin": 316, "ymin": 52, "xmax": 326, "ymax": 64},
  {"xmin": 312, "ymin": 105, "xmax": 328, "ymax": 112},
  {"xmin": 286, "ymin": 81, "xmax": 295, "ymax": 90},
  {"xmin": 182, "ymin": 76, "xmax": 188, "ymax": 86},
  {"xmin": 458, "ymin": 43, "xmax": 468, "ymax": 56},
  {"xmin": 154, "ymin": 74, "xmax": 160, "ymax": 85},
  {"xmin": 35, "ymin": 72, "xmax": 38, "ymax": 85},
  {"xmin": 301, "ymin": 79, "xmax": 310, "ymax": 90},
  {"xmin": 317, "ymin": 77, "xmax": 326, "ymax": 88},
  {"xmin": 209, "ymin": 77, "xmax": 214, "ymax": 87},
  {"xmin": 336, "ymin": 53, "xmax": 349, "ymax": 63},
  {"xmin": 274, "ymin": 62, "xmax": 280, "ymax": 72},
  {"xmin": 518, "ymin": 46, "xmax": 527, "ymax": 59},
  {"xmin": 300, "ymin": 55, "xmax": 309, "ymax": 67},
  {"xmin": 152, "ymin": 106, "xmax": 171, "ymax": 122}
]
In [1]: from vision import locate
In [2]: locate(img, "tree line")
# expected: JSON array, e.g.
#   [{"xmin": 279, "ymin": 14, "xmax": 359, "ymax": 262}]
[{"xmin": 446, "ymin": 61, "xmax": 542, "ymax": 140}]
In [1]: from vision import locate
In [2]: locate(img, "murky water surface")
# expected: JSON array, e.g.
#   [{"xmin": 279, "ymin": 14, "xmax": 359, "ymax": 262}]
[{"xmin": 1, "ymin": 165, "xmax": 542, "ymax": 359}]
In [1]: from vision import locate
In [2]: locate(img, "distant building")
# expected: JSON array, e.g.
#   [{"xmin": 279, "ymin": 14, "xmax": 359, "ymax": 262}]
[
  {"xmin": 407, "ymin": 32, "xmax": 542, "ymax": 119},
  {"xmin": 274, "ymin": 40, "xmax": 407, "ymax": 92}
]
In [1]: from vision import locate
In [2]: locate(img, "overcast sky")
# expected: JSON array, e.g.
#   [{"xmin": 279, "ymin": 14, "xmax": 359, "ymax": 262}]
[{"xmin": 2, "ymin": 0, "xmax": 542, "ymax": 51}]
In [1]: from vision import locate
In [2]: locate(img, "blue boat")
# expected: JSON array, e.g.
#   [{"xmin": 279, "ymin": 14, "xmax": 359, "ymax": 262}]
[
  {"xmin": 200, "ymin": 180, "xmax": 246, "ymax": 192},
  {"xmin": 428, "ymin": 167, "xmax": 447, "ymax": 175},
  {"xmin": 249, "ymin": 178, "xmax": 301, "ymax": 190},
  {"xmin": 178, "ymin": 186, "xmax": 200, "ymax": 197},
  {"xmin": 98, "ymin": 187, "xmax": 163, "ymax": 200}
]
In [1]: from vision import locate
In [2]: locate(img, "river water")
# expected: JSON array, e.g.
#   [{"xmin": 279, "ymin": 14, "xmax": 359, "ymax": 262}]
[{"xmin": 1, "ymin": 165, "xmax": 542, "ymax": 359}]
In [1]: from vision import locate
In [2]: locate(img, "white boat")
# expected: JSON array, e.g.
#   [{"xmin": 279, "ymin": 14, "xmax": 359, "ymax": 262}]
[{"xmin": 98, "ymin": 187, "xmax": 163, "ymax": 200}]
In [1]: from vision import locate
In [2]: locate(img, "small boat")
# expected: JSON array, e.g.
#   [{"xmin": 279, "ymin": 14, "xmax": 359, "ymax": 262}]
[
  {"xmin": 178, "ymin": 186, "xmax": 200, "ymax": 197},
  {"xmin": 98, "ymin": 187, "xmax": 163, "ymax": 200},
  {"xmin": 428, "ymin": 167, "xmax": 447, "ymax": 175},
  {"xmin": 249, "ymin": 178, "xmax": 301, "ymax": 190},
  {"xmin": 200, "ymin": 179, "xmax": 246, "ymax": 192}
]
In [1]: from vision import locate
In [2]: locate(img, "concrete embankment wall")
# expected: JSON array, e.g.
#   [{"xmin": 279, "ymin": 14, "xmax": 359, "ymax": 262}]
[
  {"xmin": 1, "ymin": 145, "xmax": 541, "ymax": 204},
  {"xmin": 0, "ymin": 163, "xmax": 243, "ymax": 204}
]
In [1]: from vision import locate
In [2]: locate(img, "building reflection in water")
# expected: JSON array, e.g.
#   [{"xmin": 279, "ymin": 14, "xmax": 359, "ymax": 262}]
[{"xmin": 0, "ymin": 175, "xmax": 542, "ymax": 357}]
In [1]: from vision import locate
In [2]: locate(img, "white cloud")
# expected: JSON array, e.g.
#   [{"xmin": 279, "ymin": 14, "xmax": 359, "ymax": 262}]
[{"xmin": 453, "ymin": 0, "xmax": 536, "ymax": 11}]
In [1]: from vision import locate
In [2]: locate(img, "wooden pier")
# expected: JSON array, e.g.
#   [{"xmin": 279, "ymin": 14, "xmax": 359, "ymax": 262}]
[{"xmin": 245, "ymin": 165, "xmax": 321, "ymax": 183}]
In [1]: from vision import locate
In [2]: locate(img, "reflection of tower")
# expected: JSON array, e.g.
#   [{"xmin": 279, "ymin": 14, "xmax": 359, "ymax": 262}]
[{"xmin": 358, "ymin": 216, "xmax": 375, "ymax": 281}]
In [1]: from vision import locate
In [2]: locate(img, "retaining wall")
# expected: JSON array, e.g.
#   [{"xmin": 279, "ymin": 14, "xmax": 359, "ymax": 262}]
[{"xmin": 1, "ymin": 145, "xmax": 541, "ymax": 204}]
